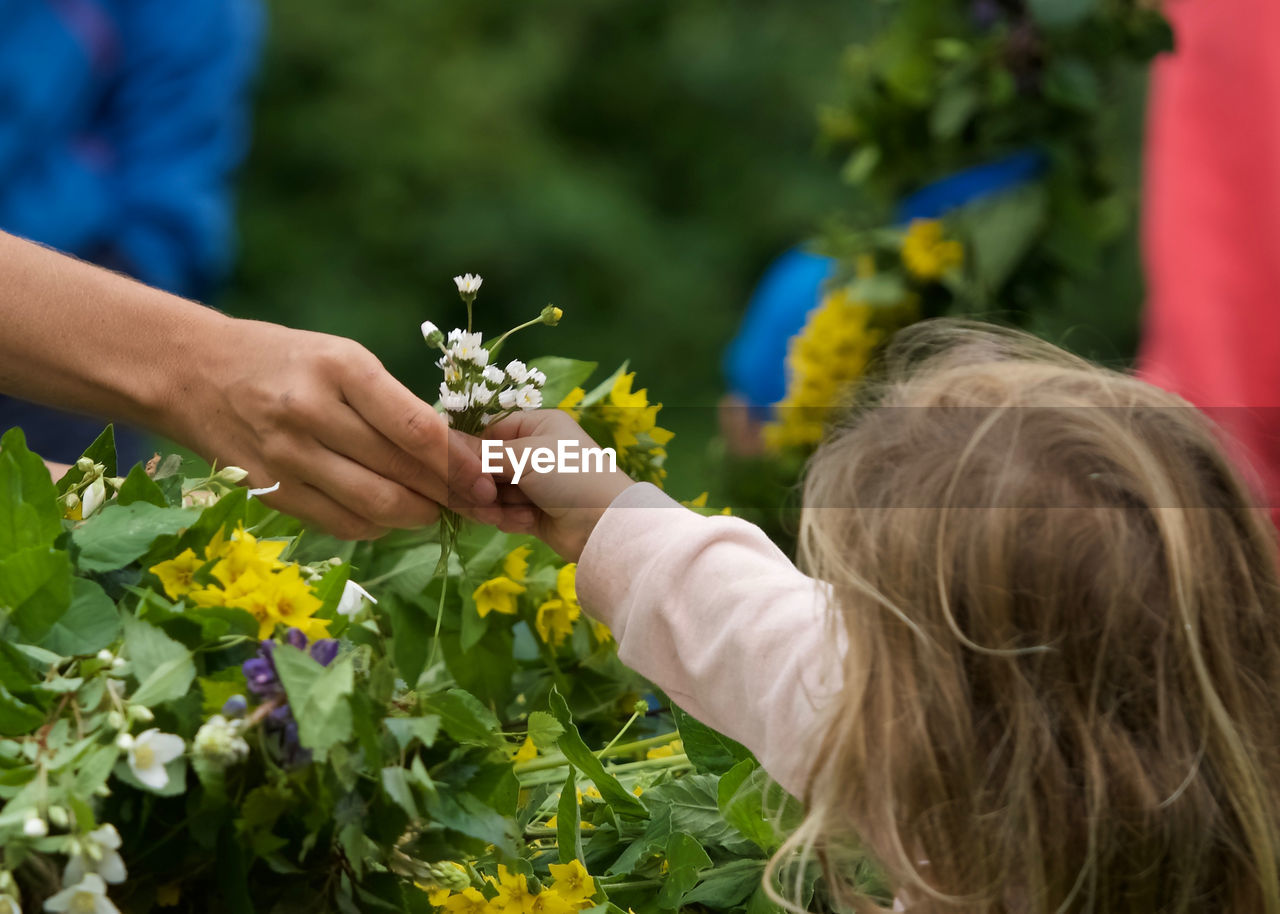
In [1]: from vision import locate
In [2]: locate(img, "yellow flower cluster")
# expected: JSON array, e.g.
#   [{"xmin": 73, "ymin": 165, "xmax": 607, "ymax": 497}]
[
  {"xmin": 559, "ymin": 372, "xmax": 674, "ymax": 487},
  {"xmin": 429, "ymin": 861, "xmax": 596, "ymax": 914},
  {"xmin": 148, "ymin": 526, "xmax": 328, "ymax": 641},
  {"xmin": 763, "ymin": 287, "xmax": 890, "ymax": 452},
  {"xmin": 473, "ymin": 547, "xmax": 611, "ymax": 648},
  {"xmin": 901, "ymin": 219, "xmax": 964, "ymax": 281}
]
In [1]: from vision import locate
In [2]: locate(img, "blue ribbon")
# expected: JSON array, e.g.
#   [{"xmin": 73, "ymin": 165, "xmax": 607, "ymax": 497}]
[{"xmin": 895, "ymin": 149, "xmax": 1048, "ymax": 223}]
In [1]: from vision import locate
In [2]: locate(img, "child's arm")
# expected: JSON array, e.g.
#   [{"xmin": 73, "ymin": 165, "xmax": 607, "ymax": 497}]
[
  {"xmin": 484, "ymin": 410, "xmax": 841, "ymax": 795},
  {"xmin": 578, "ymin": 482, "xmax": 839, "ymax": 796}
]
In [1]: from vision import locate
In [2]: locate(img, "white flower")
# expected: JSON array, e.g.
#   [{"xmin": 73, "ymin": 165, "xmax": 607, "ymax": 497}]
[
  {"xmin": 420, "ymin": 320, "xmax": 444, "ymax": 347},
  {"xmin": 336, "ymin": 579, "xmax": 378, "ymax": 619},
  {"xmin": 23, "ymin": 815, "xmax": 48, "ymax": 838},
  {"xmin": 439, "ymin": 358, "xmax": 462, "ymax": 384},
  {"xmin": 446, "ymin": 329, "xmax": 489, "ymax": 367},
  {"xmin": 126, "ymin": 729, "xmax": 184, "ymax": 791},
  {"xmin": 504, "ymin": 360, "xmax": 529, "ymax": 384},
  {"xmin": 96, "ymin": 650, "xmax": 114, "ymax": 663},
  {"xmin": 514, "ymin": 385, "xmax": 543, "ymax": 410},
  {"xmin": 81, "ymin": 477, "xmax": 106, "ymax": 518},
  {"xmin": 453, "ymin": 273, "xmax": 483, "ymax": 295},
  {"xmin": 469, "ymin": 384, "xmax": 496, "ymax": 407},
  {"xmin": 247, "ymin": 482, "xmax": 281, "ymax": 498},
  {"xmin": 527, "ymin": 368, "xmax": 547, "ymax": 387},
  {"xmin": 498, "ymin": 388, "xmax": 518, "ymax": 410},
  {"xmin": 193, "ymin": 716, "xmax": 250, "ymax": 768},
  {"xmin": 482, "ymin": 365, "xmax": 505, "ymax": 386},
  {"xmin": 438, "ymin": 382, "xmax": 469, "ymax": 413},
  {"xmin": 44, "ymin": 874, "xmax": 120, "ymax": 914},
  {"xmin": 63, "ymin": 825, "xmax": 126, "ymax": 886}
]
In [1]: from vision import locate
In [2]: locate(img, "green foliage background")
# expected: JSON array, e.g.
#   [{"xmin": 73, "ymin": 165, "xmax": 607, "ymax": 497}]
[{"xmin": 221, "ymin": 0, "xmax": 876, "ymax": 493}]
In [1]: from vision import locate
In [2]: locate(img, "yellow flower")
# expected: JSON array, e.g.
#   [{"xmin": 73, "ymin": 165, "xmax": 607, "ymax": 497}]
[
  {"xmin": 488, "ymin": 866, "xmax": 537, "ymax": 914},
  {"xmin": 473, "ymin": 576, "xmax": 526, "ymax": 618},
  {"xmin": 536, "ymin": 599, "xmax": 580, "ymax": 649},
  {"xmin": 425, "ymin": 886, "xmax": 452, "ymax": 906},
  {"xmin": 530, "ymin": 891, "xmax": 575, "ymax": 914},
  {"xmin": 646, "ymin": 739, "xmax": 684, "ymax": 760},
  {"xmin": 150, "ymin": 548, "xmax": 204, "ymax": 599},
  {"xmin": 555, "ymin": 564, "xmax": 577, "ymax": 605},
  {"xmin": 547, "ymin": 860, "xmax": 595, "ymax": 907},
  {"xmin": 901, "ymin": 219, "xmax": 964, "ymax": 281},
  {"xmin": 589, "ymin": 619, "xmax": 613, "ymax": 644},
  {"xmin": 513, "ymin": 736, "xmax": 537, "ymax": 764},
  {"xmin": 502, "ymin": 546, "xmax": 532, "ymax": 582},
  {"xmin": 558, "ymin": 387, "xmax": 586, "ymax": 421},
  {"xmin": 441, "ymin": 888, "xmax": 492, "ymax": 914},
  {"xmin": 268, "ymin": 565, "xmax": 329, "ymax": 640}
]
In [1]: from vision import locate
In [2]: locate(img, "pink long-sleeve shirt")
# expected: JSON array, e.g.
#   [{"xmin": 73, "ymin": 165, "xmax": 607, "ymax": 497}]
[{"xmin": 577, "ymin": 482, "xmax": 841, "ymax": 797}]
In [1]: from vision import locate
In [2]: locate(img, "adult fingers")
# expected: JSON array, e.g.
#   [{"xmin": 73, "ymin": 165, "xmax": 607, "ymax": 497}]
[
  {"xmin": 260, "ymin": 480, "xmax": 388, "ymax": 542},
  {"xmin": 313, "ymin": 402, "xmax": 454, "ymax": 506},
  {"xmin": 337, "ymin": 352, "xmax": 494, "ymax": 505},
  {"xmin": 295, "ymin": 446, "xmax": 442, "ymax": 530}
]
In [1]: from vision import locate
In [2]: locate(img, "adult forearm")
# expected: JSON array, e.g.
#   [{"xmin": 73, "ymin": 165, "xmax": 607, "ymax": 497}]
[{"xmin": 0, "ymin": 230, "xmax": 222, "ymax": 438}]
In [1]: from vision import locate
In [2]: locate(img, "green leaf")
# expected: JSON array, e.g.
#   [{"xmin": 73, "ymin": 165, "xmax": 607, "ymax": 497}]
[
  {"xmin": 0, "ymin": 641, "xmax": 39, "ymax": 694},
  {"xmin": 116, "ymin": 463, "xmax": 170, "ymax": 508},
  {"xmin": 72, "ymin": 503, "xmax": 201, "ymax": 573},
  {"xmin": 558, "ymin": 767, "xmax": 583, "ymax": 864},
  {"xmin": 548, "ymin": 687, "xmax": 647, "ymax": 818},
  {"xmin": 384, "ymin": 716, "xmax": 441, "ymax": 752},
  {"xmin": 673, "ymin": 705, "xmax": 753, "ymax": 774},
  {"xmin": 955, "ymin": 183, "xmax": 1048, "ymax": 293},
  {"xmin": 385, "ymin": 593, "xmax": 431, "ymax": 688},
  {"xmin": 1044, "ymin": 57, "xmax": 1101, "ymax": 112},
  {"xmin": 682, "ymin": 859, "xmax": 768, "ymax": 908},
  {"xmin": 930, "ymin": 82, "xmax": 979, "ymax": 141},
  {"xmin": 131, "ymin": 655, "xmax": 197, "ymax": 706},
  {"xmin": 273, "ymin": 646, "xmax": 355, "ymax": 762},
  {"xmin": 313, "ymin": 562, "xmax": 352, "ymax": 617},
  {"xmin": 431, "ymin": 689, "xmax": 504, "ymax": 750},
  {"xmin": 642, "ymin": 774, "xmax": 759, "ymax": 855},
  {"xmin": 528, "ymin": 357, "xmax": 599, "ymax": 409},
  {"xmin": 0, "ymin": 684, "xmax": 45, "ymax": 736},
  {"xmin": 381, "ymin": 766, "xmax": 419, "ymax": 818},
  {"xmin": 121, "ymin": 610, "xmax": 190, "ymax": 684},
  {"xmin": 38, "ymin": 578, "xmax": 120, "ymax": 657},
  {"xmin": 1027, "ymin": 0, "xmax": 1097, "ymax": 29},
  {"xmin": 0, "ymin": 427, "xmax": 61, "ymax": 553},
  {"xmin": 579, "ymin": 361, "xmax": 629, "ymax": 408},
  {"xmin": 424, "ymin": 789, "xmax": 519, "ymax": 856},
  {"xmin": 527, "ymin": 710, "xmax": 565, "ymax": 751},
  {"xmin": 658, "ymin": 833, "xmax": 713, "ymax": 908},
  {"xmin": 0, "ymin": 547, "xmax": 73, "ymax": 641},
  {"xmin": 717, "ymin": 759, "xmax": 778, "ymax": 852},
  {"xmin": 459, "ymin": 592, "xmax": 490, "ymax": 653}
]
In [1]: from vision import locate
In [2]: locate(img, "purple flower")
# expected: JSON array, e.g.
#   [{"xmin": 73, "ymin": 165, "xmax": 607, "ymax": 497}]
[
  {"xmin": 243, "ymin": 644, "xmax": 281, "ymax": 700},
  {"xmin": 309, "ymin": 639, "xmax": 340, "ymax": 667},
  {"xmin": 221, "ymin": 695, "xmax": 248, "ymax": 718},
  {"xmin": 285, "ymin": 628, "xmax": 308, "ymax": 651}
]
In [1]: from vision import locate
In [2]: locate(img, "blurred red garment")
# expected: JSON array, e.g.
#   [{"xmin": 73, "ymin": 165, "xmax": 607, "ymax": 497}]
[{"xmin": 1139, "ymin": 0, "xmax": 1280, "ymax": 520}]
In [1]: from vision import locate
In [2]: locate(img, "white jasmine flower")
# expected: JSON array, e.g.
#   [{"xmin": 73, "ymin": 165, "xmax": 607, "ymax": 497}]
[
  {"xmin": 453, "ymin": 273, "xmax": 483, "ymax": 295},
  {"xmin": 514, "ymin": 385, "xmax": 543, "ymax": 410},
  {"xmin": 446, "ymin": 329, "xmax": 489, "ymax": 366},
  {"xmin": 504, "ymin": 360, "xmax": 529, "ymax": 384},
  {"xmin": 193, "ymin": 715, "xmax": 250, "ymax": 768},
  {"xmin": 44, "ymin": 874, "xmax": 120, "ymax": 914},
  {"xmin": 336, "ymin": 579, "xmax": 378, "ymax": 619},
  {"xmin": 469, "ymin": 384, "xmax": 496, "ymax": 407},
  {"xmin": 527, "ymin": 367, "xmax": 547, "ymax": 387},
  {"xmin": 498, "ymin": 388, "xmax": 518, "ymax": 410},
  {"xmin": 23, "ymin": 815, "xmax": 48, "ymax": 838},
  {"xmin": 126, "ymin": 729, "xmax": 184, "ymax": 791},
  {"xmin": 482, "ymin": 365, "xmax": 504, "ymax": 386},
  {"xmin": 438, "ymin": 382, "xmax": 469, "ymax": 413},
  {"xmin": 63, "ymin": 824, "xmax": 126, "ymax": 886},
  {"xmin": 81, "ymin": 477, "xmax": 106, "ymax": 518}
]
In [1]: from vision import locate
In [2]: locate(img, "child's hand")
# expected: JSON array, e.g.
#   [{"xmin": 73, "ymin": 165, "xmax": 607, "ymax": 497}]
[{"xmin": 482, "ymin": 410, "xmax": 635, "ymax": 561}]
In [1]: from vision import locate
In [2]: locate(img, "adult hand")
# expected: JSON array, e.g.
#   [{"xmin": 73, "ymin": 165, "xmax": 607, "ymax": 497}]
[
  {"xmin": 481, "ymin": 409, "xmax": 634, "ymax": 560},
  {"xmin": 166, "ymin": 318, "xmax": 499, "ymax": 540}
]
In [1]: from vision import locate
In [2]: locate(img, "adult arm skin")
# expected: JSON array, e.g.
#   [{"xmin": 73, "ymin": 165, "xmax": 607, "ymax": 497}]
[{"xmin": 0, "ymin": 231, "xmax": 497, "ymax": 538}]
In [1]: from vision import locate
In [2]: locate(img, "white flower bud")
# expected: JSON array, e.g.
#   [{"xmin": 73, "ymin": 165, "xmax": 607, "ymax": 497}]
[
  {"xmin": 115, "ymin": 734, "xmax": 134, "ymax": 751},
  {"xmin": 194, "ymin": 715, "xmax": 251, "ymax": 768},
  {"xmin": 81, "ymin": 477, "xmax": 106, "ymax": 518},
  {"xmin": 212, "ymin": 466, "xmax": 249, "ymax": 485},
  {"xmin": 22, "ymin": 816, "xmax": 47, "ymax": 838},
  {"xmin": 47, "ymin": 806, "xmax": 69, "ymax": 828},
  {"xmin": 75, "ymin": 457, "xmax": 95, "ymax": 473},
  {"xmin": 128, "ymin": 706, "xmax": 154, "ymax": 723},
  {"xmin": 107, "ymin": 711, "xmax": 125, "ymax": 730},
  {"xmin": 96, "ymin": 649, "xmax": 114, "ymax": 663},
  {"xmin": 421, "ymin": 320, "xmax": 445, "ymax": 348},
  {"xmin": 111, "ymin": 657, "xmax": 126, "ymax": 670}
]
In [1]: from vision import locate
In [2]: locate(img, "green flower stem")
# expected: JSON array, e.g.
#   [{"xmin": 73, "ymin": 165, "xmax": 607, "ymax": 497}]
[
  {"xmin": 425, "ymin": 563, "xmax": 450, "ymax": 674},
  {"xmin": 514, "ymin": 731, "xmax": 681, "ymax": 775},
  {"xmin": 597, "ymin": 709, "xmax": 643, "ymax": 759},
  {"xmin": 486, "ymin": 316, "xmax": 544, "ymax": 355},
  {"xmin": 517, "ymin": 754, "xmax": 690, "ymax": 789}
]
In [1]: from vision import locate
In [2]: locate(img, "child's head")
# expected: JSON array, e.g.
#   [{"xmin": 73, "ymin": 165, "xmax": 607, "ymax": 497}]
[{"xmin": 793, "ymin": 320, "xmax": 1280, "ymax": 912}]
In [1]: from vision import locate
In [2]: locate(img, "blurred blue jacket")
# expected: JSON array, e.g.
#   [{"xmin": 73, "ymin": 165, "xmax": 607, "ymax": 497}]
[
  {"xmin": 0, "ymin": 0, "xmax": 263, "ymax": 299},
  {"xmin": 0, "ymin": 0, "xmax": 262, "ymax": 464}
]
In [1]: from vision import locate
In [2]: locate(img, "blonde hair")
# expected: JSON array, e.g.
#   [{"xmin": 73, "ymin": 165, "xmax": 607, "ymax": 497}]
[{"xmin": 778, "ymin": 320, "xmax": 1280, "ymax": 912}]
